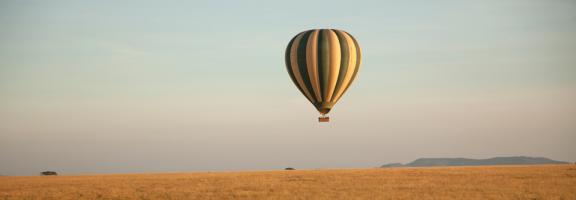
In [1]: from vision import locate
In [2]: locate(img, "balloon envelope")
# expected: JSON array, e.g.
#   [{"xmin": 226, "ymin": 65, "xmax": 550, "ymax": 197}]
[{"xmin": 285, "ymin": 29, "xmax": 361, "ymax": 116}]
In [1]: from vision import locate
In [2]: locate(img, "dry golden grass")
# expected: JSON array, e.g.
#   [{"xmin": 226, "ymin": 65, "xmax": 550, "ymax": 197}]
[{"xmin": 1, "ymin": 165, "xmax": 575, "ymax": 200}]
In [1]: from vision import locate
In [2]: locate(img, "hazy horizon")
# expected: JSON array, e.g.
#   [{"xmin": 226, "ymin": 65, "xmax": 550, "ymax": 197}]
[{"xmin": 1, "ymin": 0, "xmax": 575, "ymax": 176}]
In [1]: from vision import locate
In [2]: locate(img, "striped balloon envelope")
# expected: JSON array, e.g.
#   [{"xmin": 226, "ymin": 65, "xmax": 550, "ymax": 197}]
[{"xmin": 284, "ymin": 29, "xmax": 361, "ymax": 122}]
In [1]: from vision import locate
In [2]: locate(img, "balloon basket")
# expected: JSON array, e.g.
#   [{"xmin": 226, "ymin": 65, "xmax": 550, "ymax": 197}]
[{"xmin": 319, "ymin": 116, "xmax": 330, "ymax": 122}]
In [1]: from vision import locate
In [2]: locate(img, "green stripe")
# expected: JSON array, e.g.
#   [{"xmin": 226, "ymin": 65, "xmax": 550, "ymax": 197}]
[
  {"xmin": 332, "ymin": 30, "xmax": 350, "ymax": 102},
  {"xmin": 296, "ymin": 30, "xmax": 317, "ymax": 103},
  {"xmin": 317, "ymin": 29, "xmax": 330, "ymax": 101}
]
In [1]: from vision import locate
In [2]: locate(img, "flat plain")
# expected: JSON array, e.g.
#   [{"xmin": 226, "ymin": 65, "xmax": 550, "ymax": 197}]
[{"xmin": 1, "ymin": 165, "xmax": 575, "ymax": 200}]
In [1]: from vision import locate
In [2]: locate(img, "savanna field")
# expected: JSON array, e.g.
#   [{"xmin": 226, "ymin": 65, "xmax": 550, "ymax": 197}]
[{"xmin": 1, "ymin": 165, "xmax": 575, "ymax": 200}]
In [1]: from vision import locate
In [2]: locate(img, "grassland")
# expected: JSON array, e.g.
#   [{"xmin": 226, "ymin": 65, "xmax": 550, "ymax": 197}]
[{"xmin": 1, "ymin": 165, "xmax": 575, "ymax": 200}]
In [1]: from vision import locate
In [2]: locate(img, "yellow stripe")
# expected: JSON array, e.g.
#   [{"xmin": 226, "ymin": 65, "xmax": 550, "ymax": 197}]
[
  {"xmin": 325, "ymin": 30, "xmax": 341, "ymax": 102},
  {"xmin": 306, "ymin": 30, "xmax": 322, "ymax": 102},
  {"xmin": 332, "ymin": 32, "xmax": 358, "ymax": 102},
  {"xmin": 290, "ymin": 32, "xmax": 316, "ymax": 103}
]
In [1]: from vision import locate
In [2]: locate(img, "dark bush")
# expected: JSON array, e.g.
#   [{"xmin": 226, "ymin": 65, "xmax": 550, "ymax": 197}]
[{"xmin": 41, "ymin": 171, "xmax": 58, "ymax": 176}]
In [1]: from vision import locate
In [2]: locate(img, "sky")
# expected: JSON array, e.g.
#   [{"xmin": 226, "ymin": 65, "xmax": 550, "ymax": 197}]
[{"xmin": 1, "ymin": 0, "xmax": 575, "ymax": 176}]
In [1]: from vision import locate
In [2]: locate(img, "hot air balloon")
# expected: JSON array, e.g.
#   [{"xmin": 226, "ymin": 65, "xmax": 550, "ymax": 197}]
[{"xmin": 285, "ymin": 29, "xmax": 361, "ymax": 122}]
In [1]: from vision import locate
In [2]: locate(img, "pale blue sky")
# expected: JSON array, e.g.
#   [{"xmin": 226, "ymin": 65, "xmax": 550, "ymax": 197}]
[{"xmin": 1, "ymin": 0, "xmax": 575, "ymax": 175}]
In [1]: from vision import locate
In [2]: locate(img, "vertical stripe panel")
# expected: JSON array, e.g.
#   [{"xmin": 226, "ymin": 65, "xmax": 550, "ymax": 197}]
[
  {"xmin": 285, "ymin": 35, "xmax": 304, "ymax": 99},
  {"xmin": 317, "ymin": 30, "xmax": 330, "ymax": 101},
  {"xmin": 306, "ymin": 30, "xmax": 323, "ymax": 101},
  {"xmin": 331, "ymin": 31, "xmax": 358, "ymax": 102},
  {"xmin": 324, "ymin": 29, "xmax": 341, "ymax": 102},
  {"xmin": 289, "ymin": 32, "xmax": 316, "ymax": 103},
  {"xmin": 331, "ymin": 30, "xmax": 350, "ymax": 103},
  {"xmin": 333, "ymin": 31, "xmax": 361, "ymax": 103},
  {"xmin": 296, "ymin": 31, "xmax": 318, "ymax": 103}
]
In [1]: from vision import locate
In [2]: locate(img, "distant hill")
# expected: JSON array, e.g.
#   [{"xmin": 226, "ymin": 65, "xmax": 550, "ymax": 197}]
[{"xmin": 381, "ymin": 156, "xmax": 568, "ymax": 168}]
